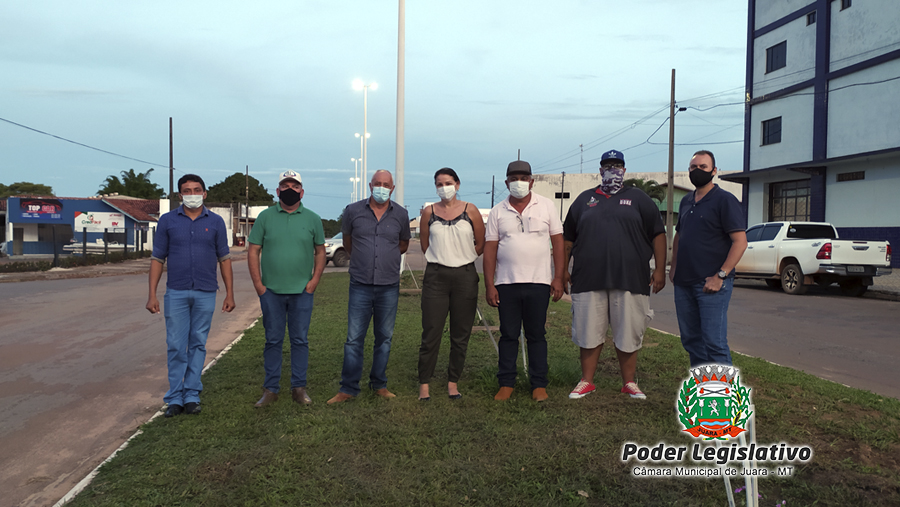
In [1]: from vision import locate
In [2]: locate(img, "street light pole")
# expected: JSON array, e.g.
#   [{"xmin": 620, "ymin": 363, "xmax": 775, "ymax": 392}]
[
  {"xmin": 351, "ymin": 157, "xmax": 359, "ymax": 201},
  {"xmin": 353, "ymin": 80, "xmax": 377, "ymax": 199},
  {"xmin": 354, "ymin": 132, "xmax": 369, "ymax": 199}
]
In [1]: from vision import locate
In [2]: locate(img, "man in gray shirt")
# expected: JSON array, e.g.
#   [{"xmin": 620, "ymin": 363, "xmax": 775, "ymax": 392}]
[{"xmin": 328, "ymin": 170, "xmax": 411, "ymax": 403}]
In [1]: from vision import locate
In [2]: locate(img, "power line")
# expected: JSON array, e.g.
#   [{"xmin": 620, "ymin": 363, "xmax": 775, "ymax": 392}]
[{"xmin": 0, "ymin": 116, "xmax": 169, "ymax": 169}]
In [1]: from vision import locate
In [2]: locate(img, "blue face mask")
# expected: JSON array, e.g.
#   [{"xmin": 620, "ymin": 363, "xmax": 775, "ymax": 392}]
[{"xmin": 371, "ymin": 186, "xmax": 392, "ymax": 204}]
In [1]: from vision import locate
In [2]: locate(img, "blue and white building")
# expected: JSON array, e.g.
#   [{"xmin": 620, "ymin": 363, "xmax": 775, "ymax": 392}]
[{"xmin": 725, "ymin": 0, "xmax": 900, "ymax": 267}]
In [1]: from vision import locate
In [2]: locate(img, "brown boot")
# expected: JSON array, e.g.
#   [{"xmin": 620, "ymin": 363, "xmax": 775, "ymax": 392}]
[
  {"xmin": 494, "ymin": 386, "xmax": 514, "ymax": 401},
  {"xmin": 327, "ymin": 392, "xmax": 355, "ymax": 404},
  {"xmin": 532, "ymin": 387, "xmax": 548, "ymax": 402},
  {"xmin": 291, "ymin": 387, "xmax": 312, "ymax": 405},
  {"xmin": 254, "ymin": 388, "xmax": 278, "ymax": 408},
  {"xmin": 374, "ymin": 388, "xmax": 397, "ymax": 399}
]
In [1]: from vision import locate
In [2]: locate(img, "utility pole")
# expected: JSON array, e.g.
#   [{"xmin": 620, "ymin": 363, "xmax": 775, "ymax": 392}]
[
  {"xmin": 169, "ymin": 117, "xmax": 175, "ymax": 210},
  {"xmin": 579, "ymin": 144, "xmax": 583, "ymax": 173},
  {"xmin": 491, "ymin": 175, "xmax": 495, "ymax": 207},
  {"xmin": 245, "ymin": 165, "xmax": 249, "ymax": 241},
  {"xmin": 666, "ymin": 69, "xmax": 676, "ymax": 260},
  {"xmin": 395, "ymin": 0, "xmax": 405, "ymax": 205}
]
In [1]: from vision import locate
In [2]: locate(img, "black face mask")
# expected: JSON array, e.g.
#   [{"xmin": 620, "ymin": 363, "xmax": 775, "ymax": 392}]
[
  {"xmin": 280, "ymin": 188, "xmax": 301, "ymax": 206},
  {"xmin": 689, "ymin": 169, "xmax": 715, "ymax": 188}
]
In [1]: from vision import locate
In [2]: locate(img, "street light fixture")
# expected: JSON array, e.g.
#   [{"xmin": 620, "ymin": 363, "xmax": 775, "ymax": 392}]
[
  {"xmin": 351, "ymin": 158, "xmax": 359, "ymax": 200},
  {"xmin": 353, "ymin": 79, "xmax": 377, "ymax": 199},
  {"xmin": 349, "ymin": 177, "xmax": 360, "ymax": 202},
  {"xmin": 354, "ymin": 132, "xmax": 370, "ymax": 199}
]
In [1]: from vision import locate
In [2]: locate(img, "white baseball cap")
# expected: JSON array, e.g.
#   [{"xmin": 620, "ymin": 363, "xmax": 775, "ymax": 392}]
[{"xmin": 278, "ymin": 170, "xmax": 302, "ymax": 185}]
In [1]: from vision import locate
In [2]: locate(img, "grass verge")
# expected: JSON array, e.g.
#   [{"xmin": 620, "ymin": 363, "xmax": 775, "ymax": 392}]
[{"xmin": 69, "ymin": 272, "xmax": 900, "ymax": 506}]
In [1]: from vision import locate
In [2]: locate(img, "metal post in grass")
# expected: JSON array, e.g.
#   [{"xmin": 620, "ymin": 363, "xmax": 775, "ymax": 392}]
[
  {"xmin": 519, "ymin": 328, "xmax": 527, "ymax": 369},
  {"xmin": 104, "ymin": 228, "xmax": 109, "ymax": 262},
  {"xmin": 475, "ymin": 306, "xmax": 499, "ymax": 353},
  {"xmin": 52, "ymin": 225, "xmax": 59, "ymax": 268},
  {"xmin": 82, "ymin": 227, "xmax": 87, "ymax": 258},
  {"xmin": 718, "ymin": 439, "xmax": 737, "ymax": 507}
]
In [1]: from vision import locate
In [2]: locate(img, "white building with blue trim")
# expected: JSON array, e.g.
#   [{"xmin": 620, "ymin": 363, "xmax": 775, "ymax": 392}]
[{"xmin": 723, "ymin": 0, "xmax": 900, "ymax": 267}]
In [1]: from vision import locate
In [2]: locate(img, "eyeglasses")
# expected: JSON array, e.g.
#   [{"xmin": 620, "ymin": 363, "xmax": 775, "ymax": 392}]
[
  {"xmin": 600, "ymin": 163, "xmax": 624, "ymax": 170},
  {"xmin": 516, "ymin": 215, "xmax": 524, "ymax": 233}
]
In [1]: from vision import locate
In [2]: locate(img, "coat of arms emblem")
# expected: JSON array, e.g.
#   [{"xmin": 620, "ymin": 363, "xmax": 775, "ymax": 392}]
[{"xmin": 677, "ymin": 365, "xmax": 752, "ymax": 440}]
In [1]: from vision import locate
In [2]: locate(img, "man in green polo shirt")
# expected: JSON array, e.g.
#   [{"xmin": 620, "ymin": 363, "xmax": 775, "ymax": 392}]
[{"xmin": 248, "ymin": 170, "xmax": 326, "ymax": 407}]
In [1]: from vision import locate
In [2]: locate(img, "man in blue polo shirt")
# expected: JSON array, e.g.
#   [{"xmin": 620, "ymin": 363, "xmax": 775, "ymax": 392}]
[
  {"xmin": 328, "ymin": 170, "xmax": 411, "ymax": 404},
  {"xmin": 147, "ymin": 174, "xmax": 235, "ymax": 418},
  {"xmin": 670, "ymin": 150, "xmax": 747, "ymax": 366}
]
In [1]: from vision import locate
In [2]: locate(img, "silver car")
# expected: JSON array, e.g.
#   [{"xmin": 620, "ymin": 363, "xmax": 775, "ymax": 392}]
[{"xmin": 324, "ymin": 232, "xmax": 349, "ymax": 267}]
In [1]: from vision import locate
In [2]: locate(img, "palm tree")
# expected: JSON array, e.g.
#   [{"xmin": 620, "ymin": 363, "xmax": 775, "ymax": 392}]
[
  {"xmin": 98, "ymin": 168, "xmax": 165, "ymax": 199},
  {"xmin": 624, "ymin": 178, "xmax": 665, "ymax": 203}
]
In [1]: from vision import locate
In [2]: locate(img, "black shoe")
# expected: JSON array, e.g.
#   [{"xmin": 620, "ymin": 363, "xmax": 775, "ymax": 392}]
[
  {"xmin": 449, "ymin": 393, "xmax": 462, "ymax": 400},
  {"xmin": 184, "ymin": 402, "xmax": 201, "ymax": 415},
  {"xmin": 164, "ymin": 404, "xmax": 183, "ymax": 418},
  {"xmin": 418, "ymin": 396, "xmax": 430, "ymax": 402}
]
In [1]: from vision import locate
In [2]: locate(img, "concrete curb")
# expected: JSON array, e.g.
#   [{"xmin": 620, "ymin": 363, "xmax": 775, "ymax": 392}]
[{"xmin": 52, "ymin": 328, "xmax": 252, "ymax": 507}]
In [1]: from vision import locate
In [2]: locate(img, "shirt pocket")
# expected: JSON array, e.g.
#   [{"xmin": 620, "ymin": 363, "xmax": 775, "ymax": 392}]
[{"xmin": 527, "ymin": 215, "xmax": 550, "ymax": 235}]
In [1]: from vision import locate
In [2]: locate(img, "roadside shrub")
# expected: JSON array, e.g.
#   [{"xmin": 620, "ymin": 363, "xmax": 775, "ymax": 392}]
[{"xmin": 0, "ymin": 251, "xmax": 151, "ymax": 272}]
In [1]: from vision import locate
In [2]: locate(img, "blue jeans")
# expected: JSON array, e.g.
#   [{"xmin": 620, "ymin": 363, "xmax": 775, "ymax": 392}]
[
  {"xmin": 163, "ymin": 289, "xmax": 217, "ymax": 405},
  {"xmin": 339, "ymin": 281, "xmax": 400, "ymax": 396},
  {"xmin": 674, "ymin": 278, "xmax": 734, "ymax": 367},
  {"xmin": 259, "ymin": 290, "xmax": 314, "ymax": 393},
  {"xmin": 496, "ymin": 283, "xmax": 550, "ymax": 389}
]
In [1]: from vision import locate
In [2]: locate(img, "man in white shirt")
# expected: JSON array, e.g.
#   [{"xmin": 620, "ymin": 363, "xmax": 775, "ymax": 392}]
[{"xmin": 483, "ymin": 160, "xmax": 565, "ymax": 402}]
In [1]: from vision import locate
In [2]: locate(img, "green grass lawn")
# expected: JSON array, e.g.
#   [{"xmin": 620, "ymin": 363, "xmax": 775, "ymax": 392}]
[{"xmin": 69, "ymin": 272, "xmax": 900, "ymax": 506}]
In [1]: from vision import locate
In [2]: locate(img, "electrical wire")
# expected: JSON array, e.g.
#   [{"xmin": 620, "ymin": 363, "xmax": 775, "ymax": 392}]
[{"xmin": 0, "ymin": 116, "xmax": 170, "ymax": 169}]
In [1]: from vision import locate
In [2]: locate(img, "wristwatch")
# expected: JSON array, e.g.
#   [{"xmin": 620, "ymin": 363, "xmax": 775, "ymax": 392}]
[{"xmin": 717, "ymin": 270, "xmax": 728, "ymax": 280}]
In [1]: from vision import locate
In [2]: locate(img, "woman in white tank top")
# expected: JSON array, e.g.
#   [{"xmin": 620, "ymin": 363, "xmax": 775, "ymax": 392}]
[{"xmin": 417, "ymin": 168, "xmax": 486, "ymax": 401}]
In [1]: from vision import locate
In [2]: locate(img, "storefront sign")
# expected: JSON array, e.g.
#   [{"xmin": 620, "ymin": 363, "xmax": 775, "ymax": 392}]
[
  {"xmin": 19, "ymin": 199, "xmax": 63, "ymax": 220},
  {"xmin": 74, "ymin": 211, "xmax": 126, "ymax": 232}
]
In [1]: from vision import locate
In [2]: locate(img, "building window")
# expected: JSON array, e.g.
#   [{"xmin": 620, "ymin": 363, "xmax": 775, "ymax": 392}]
[
  {"xmin": 761, "ymin": 117, "xmax": 782, "ymax": 145},
  {"xmin": 766, "ymin": 41, "xmax": 787, "ymax": 73},
  {"xmin": 841, "ymin": 0, "xmax": 851, "ymax": 10},
  {"xmin": 807, "ymin": 12, "xmax": 816, "ymax": 25},
  {"xmin": 837, "ymin": 171, "xmax": 865, "ymax": 182},
  {"xmin": 769, "ymin": 180, "xmax": 810, "ymax": 222}
]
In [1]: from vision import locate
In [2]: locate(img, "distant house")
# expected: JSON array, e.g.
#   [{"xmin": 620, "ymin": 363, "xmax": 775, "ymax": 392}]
[
  {"xmin": 530, "ymin": 171, "xmax": 743, "ymax": 228},
  {"xmin": 3, "ymin": 195, "xmax": 158, "ymax": 257},
  {"xmin": 723, "ymin": 0, "xmax": 900, "ymax": 267}
]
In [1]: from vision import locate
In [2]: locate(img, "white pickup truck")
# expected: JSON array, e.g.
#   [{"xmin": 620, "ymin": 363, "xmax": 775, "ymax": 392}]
[{"xmin": 734, "ymin": 222, "xmax": 892, "ymax": 296}]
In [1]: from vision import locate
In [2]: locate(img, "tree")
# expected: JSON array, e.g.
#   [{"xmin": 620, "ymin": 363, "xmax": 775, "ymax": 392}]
[
  {"xmin": 98, "ymin": 168, "xmax": 165, "ymax": 199},
  {"xmin": 0, "ymin": 182, "xmax": 55, "ymax": 198},
  {"xmin": 322, "ymin": 217, "xmax": 342, "ymax": 238},
  {"xmin": 624, "ymin": 178, "xmax": 665, "ymax": 203},
  {"xmin": 206, "ymin": 173, "xmax": 274, "ymax": 206}
]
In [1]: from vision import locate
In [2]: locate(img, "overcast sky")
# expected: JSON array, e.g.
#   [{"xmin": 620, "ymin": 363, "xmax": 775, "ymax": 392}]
[{"xmin": 1, "ymin": 1, "xmax": 749, "ymax": 219}]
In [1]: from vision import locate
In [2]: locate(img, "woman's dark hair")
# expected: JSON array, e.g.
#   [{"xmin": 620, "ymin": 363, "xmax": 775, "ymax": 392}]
[{"xmin": 434, "ymin": 167, "xmax": 460, "ymax": 184}]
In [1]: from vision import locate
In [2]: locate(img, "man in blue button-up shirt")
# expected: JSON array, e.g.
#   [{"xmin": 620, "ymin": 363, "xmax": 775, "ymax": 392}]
[
  {"xmin": 328, "ymin": 170, "xmax": 411, "ymax": 403},
  {"xmin": 147, "ymin": 174, "xmax": 235, "ymax": 418}
]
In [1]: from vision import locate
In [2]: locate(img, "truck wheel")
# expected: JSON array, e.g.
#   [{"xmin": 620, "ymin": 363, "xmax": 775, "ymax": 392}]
[
  {"xmin": 765, "ymin": 279, "xmax": 782, "ymax": 289},
  {"xmin": 333, "ymin": 249, "xmax": 350, "ymax": 268},
  {"xmin": 781, "ymin": 263, "xmax": 808, "ymax": 295},
  {"xmin": 839, "ymin": 280, "xmax": 867, "ymax": 297}
]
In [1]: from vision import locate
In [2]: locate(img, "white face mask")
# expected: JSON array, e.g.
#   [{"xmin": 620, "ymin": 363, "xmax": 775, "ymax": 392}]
[
  {"xmin": 436, "ymin": 185, "xmax": 457, "ymax": 201},
  {"xmin": 182, "ymin": 195, "xmax": 203, "ymax": 209},
  {"xmin": 508, "ymin": 180, "xmax": 530, "ymax": 199}
]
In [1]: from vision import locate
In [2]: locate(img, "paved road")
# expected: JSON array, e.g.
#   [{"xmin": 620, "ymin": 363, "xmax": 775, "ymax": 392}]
[
  {"xmin": 405, "ymin": 239, "xmax": 900, "ymax": 399},
  {"xmin": 0, "ymin": 259, "xmax": 263, "ymax": 507}
]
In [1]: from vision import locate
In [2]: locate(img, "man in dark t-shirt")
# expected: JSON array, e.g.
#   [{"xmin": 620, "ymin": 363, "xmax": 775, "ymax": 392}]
[
  {"xmin": 670, "ymin": 150, "xmax": 747, "ymax": 367},
  {"xmin": 563, "ymin": 149, "xmax": 667, "ymax": 400}
]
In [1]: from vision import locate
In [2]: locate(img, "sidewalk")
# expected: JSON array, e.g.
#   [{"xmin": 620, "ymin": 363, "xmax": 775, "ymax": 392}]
[
  {"xmin": 870, "ymin": 268, "xmax": 900, "ymax": 296},
  {"xmin": 0, "ymin": 249, "xmax": 249, "ymax": 284}
]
